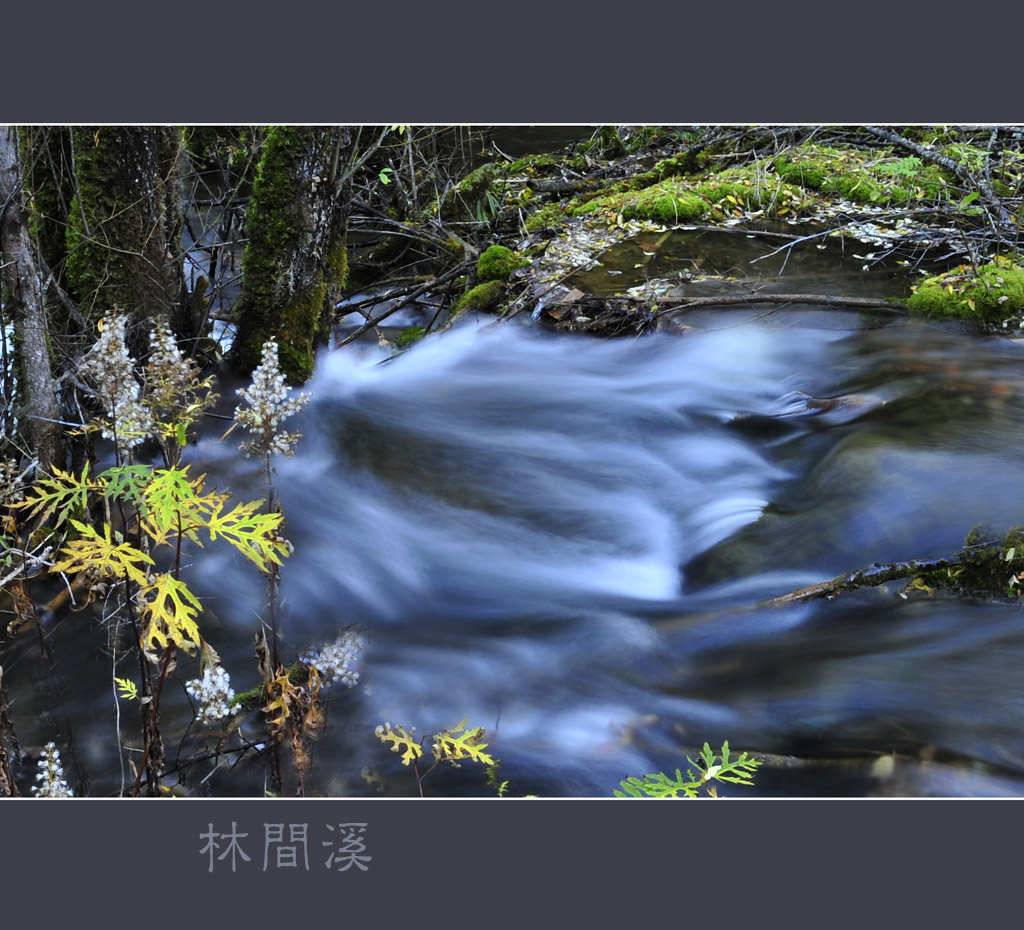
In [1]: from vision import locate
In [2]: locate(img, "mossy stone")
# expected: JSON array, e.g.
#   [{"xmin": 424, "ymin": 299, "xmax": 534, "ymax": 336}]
[
  {"xmin": 477, "ymin": 245, "xmax": 525, "ymax": 282},
  {"xmin": 453, "ymin": 279, "xmax": 504, "ymax": 314},
  {"xmin": 440, "ymin": 162, "xmax": 500, "ymax": 222}
]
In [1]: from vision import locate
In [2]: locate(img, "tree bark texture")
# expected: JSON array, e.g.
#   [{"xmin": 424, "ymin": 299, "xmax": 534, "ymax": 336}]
[
  {"xmin": 64, "ymin": 127, "xmax": 186, "ymax": 356},
  {"xmin": 0, "ymin": 126, "xmax": 63, "ymax": 471},
  {"xmin": 231, "ymin": 126, "xmax": 353, "ymax": 383}
]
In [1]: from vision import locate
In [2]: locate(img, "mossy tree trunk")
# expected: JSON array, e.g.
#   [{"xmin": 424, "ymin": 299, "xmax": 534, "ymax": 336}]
[
  {"xmin": 230, "ymin": 126, "xmax": 353, "ymax": 383},
  {"xmin": 0, "ymin": 127, "xmax": 63, "ymax": 471},
  {"xmin": 64, "ymin": 127, "xmax": 187, "ymax": 356}
]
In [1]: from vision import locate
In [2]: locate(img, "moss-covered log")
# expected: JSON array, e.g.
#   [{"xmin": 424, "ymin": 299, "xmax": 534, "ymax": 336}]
[{"xmin": 230, "ymin": 126, "xmax": 354, "ymax": 383}]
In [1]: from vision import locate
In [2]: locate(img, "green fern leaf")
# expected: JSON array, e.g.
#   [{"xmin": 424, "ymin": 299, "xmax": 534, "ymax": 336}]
[
  {"xmin": 15, "ymin": 465, "xmax": 94, "ymax": 526},
  {"xmin": 114, "ymin": 676, "xmax": 139, "ymax": 701},
  {"xmin": 613, "ymin": 770, "xmax": 701, "ymax": 799},
  {"xmin": 142, "ymin": 466, "xmax": 218, "ymax": 543},
  {"xmin": 97, "ymin": 465, "xmax": 153, "ymax": 510},
  {"xmin": 617, "ymin": 742, "xmax": 763, "ymax": 798}
]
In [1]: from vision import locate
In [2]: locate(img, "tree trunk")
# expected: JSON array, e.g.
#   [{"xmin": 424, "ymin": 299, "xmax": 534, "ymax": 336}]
[
  {"xmin": 64, "ymin": 127, "xmax": 187, "ymax": 356},
  {"xmin": 231, "ymin": 126, "xmax": 353, "ymax": 383},
  {"xmin": 0, "ymin": 126, "xmax": 63, "ymax": 471},
  {"xmin": 20, "ymin": 126, "xmax": 75, "ymax": 296}
]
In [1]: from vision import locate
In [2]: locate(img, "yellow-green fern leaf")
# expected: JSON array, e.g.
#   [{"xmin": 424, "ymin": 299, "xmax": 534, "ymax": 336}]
[
  {"xmin": 114, "ymin": 676, "xmax": 138, "ymax": 701},
  {"xmin": 374, "ymin": 722, "xmax": 423, "ymax": 766},
  {"xmin": 140, "ymin": 573, "xmax": 203, "ymax": 652},
  {"xmin": 52, "ymin": 520, "xmax": 153, "ymax": 586},
  {"xmin": 432, "ymin": 716, "xmax": 495, "ymax": 766},
  {"xmin": 202, "ymin": 498, "xmax": 291, "ymax": 572}
]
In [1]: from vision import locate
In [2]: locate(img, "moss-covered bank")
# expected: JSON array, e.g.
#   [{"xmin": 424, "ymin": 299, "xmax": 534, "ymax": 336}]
[{"xmin": 906, "ymin": 257, "xmax": 1024, "ymax": 325}]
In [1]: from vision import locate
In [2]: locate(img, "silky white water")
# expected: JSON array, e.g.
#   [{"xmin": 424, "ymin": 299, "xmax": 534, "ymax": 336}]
[{"xmin": 177, "ymin": 313, "xmax": 1024, "ymax": 795}]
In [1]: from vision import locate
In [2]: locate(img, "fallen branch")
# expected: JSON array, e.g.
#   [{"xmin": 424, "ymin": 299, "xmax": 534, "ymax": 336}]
[
  {"xmin": 333, "ymin": 260, "xmax": 472, "ymax": 348},
  {"xmin": 762, "ymin": 555, "xmax": 966, "ymax": 607},
  {"xmin": 649, "ymin": 292, "xmax": 907, "ymax": 317}
]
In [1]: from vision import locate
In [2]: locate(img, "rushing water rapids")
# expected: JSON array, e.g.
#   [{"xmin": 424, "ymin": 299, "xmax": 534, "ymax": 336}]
[{"xmin": 179, "ymin": 311, "xmax": 1024, "ymax": 796}]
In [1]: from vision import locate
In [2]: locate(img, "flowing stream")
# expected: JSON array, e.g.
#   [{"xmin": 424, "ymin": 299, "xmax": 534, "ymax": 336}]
[{"xmin": 176, "ymin": 302, "xmax": 1024, "ymax": 797}]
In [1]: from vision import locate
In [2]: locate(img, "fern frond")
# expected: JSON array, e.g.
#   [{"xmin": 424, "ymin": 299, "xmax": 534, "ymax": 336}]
[
  {"xmin": 689, "ymin": 741, "xmax": 762, "ymax": 786},
  {"xmin": 140, "ymin": 466, "xmax": 218, "ymax": 544},
  {"xmin": 616, "ymin": 742, "xmax": 763, "ymax": 798},
  {"xmin": 432, "ymin": 716, "xmax": 495, "ymax": 766},
  {"xmin": 15, "ymin": 465, "xmax": 94, "ymax": 526},
  {"xmin": 114, "ymin": 676, "xmax": 139, "ymax": 701},
  {"xmin": 614, "ymin": 770, "xmax": 701, "ymax": 799},
  {"xmin": 139, "ymin": 573, "xmax": 203, "ymax": 652},
  {"xmin": 374, "ymin": 722, "xmax": 423, "ymax": 766},
  {"xmin": 97, "ymin": 465, "xmax": 153, "ymax": 510},
  {"xmin": 201, "ymin": 499, "xmax": 290, "ymax": 571},
  {"xmin": 51, "ymin": 520, "xmax": 153, "ymax": 586}
]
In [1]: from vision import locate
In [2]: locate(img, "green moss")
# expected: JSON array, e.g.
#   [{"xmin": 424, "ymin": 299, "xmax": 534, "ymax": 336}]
[
  {"xmin": 524, "ymin": 201, "xmax": 570, "ymax": 231},
  {"xmin": 232, "ymin": 127, "xmax": 351, "ymax": 382},
  {"xmin": 941, "ymin": 143, "xmax": 989, "ymax": 175},
  {"xmin": 964, "ymin": 522, "xmax": 999, "ymax": 548},
  {"xmin": 477, "ymin": 245, "xmax": 526, "ymax": 282},
  {"xmin": 232, "ymin": 686, "xmax": 265, "ymax": 712},
  {"xmin": 774, "ymin": 145, "xmax": 889, "ymax": 203},
  {"xmin": 443, "ymin": 237, "xmax": 466, "ymax": 260},
  {"xmin": 440, "ymin": 162, "xmax": 501, "ymax": 222},
  {"xmin": 874, "ymin": 159, "xmax": 949, "ymax": 201},
  {"xmin": 394, "ymin": 325, "xmax": 426, "ymax": 349},
  {"xmin": 562, "ymin": 162, "xmax": 808, "ymax": 227},
  {"xmin": 574, "ymin": 179, "xmax": 708, "ymax": 224},
  {"xmin": 64, "ymin": 127, "xmax": 182, "ymax": 336},
  {"xmin": 906, "ymin": 257, "xmax": 1024, "ymax": 324},
  {"xmin": 21, "ymin": 128, "xmax": 74, "ymax": 288},
  {"xmin": 453, "ymin": 279, "xmax": 505, "ymax": 314},
  {"xmin": 773, "ymin": 143, "xmax": 956, "ymax": 206},
  {"xmin": 689, "ymin": 166, "xmax": 806, "ymax": 216},
  {"xmin": 912, "ymin": 523, "xmax": 1024, "ymax": 599},
  {"xmin": 508, "ymin": 153, "xmax": 559, "ymax": 174},
  {"xmin": 276, "ymin": 339, "xmax": 315, "ymax": 384}
]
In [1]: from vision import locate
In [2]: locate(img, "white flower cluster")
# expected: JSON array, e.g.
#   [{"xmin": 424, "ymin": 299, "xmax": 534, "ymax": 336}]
[
  {"xmin": 185, "ymin": 664, "xmax": 237, "ymax": 724},
  {"xmin": 234, "ymin": 340, "xmax": 310, "ymax": 460},
  {"xmin": 301, "ymin": 629, "xmax": 367, "ymax": 689},
  {"xmin": 146, "ymin": 318, "xmax": 198, "ymax": 412},
  {"xmin": 79, "ymin": 312, "xmax": 153, "ymax": 453},
  {"xmin": 32, "ymin": 742, "xmax": 74, "ymax": 798}
]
